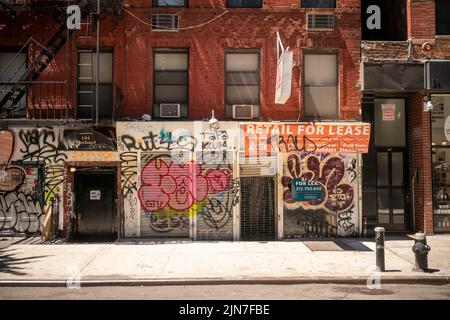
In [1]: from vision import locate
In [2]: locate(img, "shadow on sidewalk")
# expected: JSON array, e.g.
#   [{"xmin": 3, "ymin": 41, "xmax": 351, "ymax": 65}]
[{"xmin": 0, "ymin": 248, "xmax": 49, "ymax": 276}]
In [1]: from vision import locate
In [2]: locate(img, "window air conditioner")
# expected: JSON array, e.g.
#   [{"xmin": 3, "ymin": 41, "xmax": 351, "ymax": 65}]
[
  {"xmin": 160, "ymin": 103, "xmax": 181, "ymax": 118},
  {"xmin": 232, "ymin": 104, "xmax": 254, "ymax": 119},
  {"xmin": 307, "ymin": 13, "xmax": 335, "ymax": 30}
]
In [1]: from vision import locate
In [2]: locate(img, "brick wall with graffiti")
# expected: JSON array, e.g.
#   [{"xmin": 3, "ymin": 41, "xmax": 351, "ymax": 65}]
[
  {"xmin": 116, "ymin": 121, "xmax": 239, "ymax": 240},
  {"xmin": 282, "ymin": 153, "xmax": 360, "ymax": 238}
]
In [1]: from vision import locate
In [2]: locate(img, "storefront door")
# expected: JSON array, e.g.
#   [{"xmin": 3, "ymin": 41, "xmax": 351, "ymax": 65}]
[{"xmin": 374, "ymin": 98, "xmax": 410, "ymax": 231}]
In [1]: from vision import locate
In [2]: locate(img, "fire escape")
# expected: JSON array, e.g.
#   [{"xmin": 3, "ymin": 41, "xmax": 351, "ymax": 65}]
[{"xmin": 0, "ymin": 0, "xmax": 123, "ymax": 125}]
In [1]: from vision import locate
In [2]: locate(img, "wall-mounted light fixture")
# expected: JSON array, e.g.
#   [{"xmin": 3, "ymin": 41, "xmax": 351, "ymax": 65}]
[{"xmin": 423, "ymin": 94, "xmax": 434, "ymax": 112}]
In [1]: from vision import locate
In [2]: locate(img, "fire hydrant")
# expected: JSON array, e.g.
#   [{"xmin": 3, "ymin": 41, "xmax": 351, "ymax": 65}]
[{"xmin": 412, "ymin": 232, "xmax": 431, "ymax": 271}]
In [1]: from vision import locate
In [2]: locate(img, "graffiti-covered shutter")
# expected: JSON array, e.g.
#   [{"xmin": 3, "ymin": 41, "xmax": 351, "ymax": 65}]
[{"xmin": 139, "ymin": 153, "xmax": 190, "ymax": 238}]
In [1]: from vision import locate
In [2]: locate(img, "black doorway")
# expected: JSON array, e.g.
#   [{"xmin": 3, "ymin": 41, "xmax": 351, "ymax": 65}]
[
  {"xmin": 74, "ymin": 169, "xmax": 117, "ymax": 241},
  {"xmin": 240, "ymin": 176, "xmax": 276, "ymax": 241}
]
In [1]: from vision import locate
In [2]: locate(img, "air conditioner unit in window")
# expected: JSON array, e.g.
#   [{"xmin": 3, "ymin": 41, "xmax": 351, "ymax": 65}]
[
  {"xmin": 232, "ymin": 104, "xmax": 254, "ymax": 119},
  {"xmin": 151, "ymin": 14, "xmax": 179, "ymax": 31},
  {"xmin": 307, "ymin": 13, "xmax": 335, "ymax": 30},
  {"xmin": 160, "ymin": 103, "xmax": 181, "ymax": 118}
]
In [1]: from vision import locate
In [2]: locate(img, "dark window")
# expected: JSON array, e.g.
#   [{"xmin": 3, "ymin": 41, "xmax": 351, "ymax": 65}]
[
  {"xmin": 77, "ymin": 49, "xmax": 113, "ymax": 121},
  {"xmin": 0, "ymin": 50, "xmax": 27, "ymax": 117},
  {"xmin": 153, "ymin": 49, "xmax": 189, "ymax": 118},
  {"xmin": 301, "ymin": 0, "xmax": 336, "ymax": 8},
  {"xmin": 436, "ymin": 0, "xmax": 450, "ymax": 35},
  {"xmin": 154, "ymin": 0, "xmax": 187, "ymax": 7},
  {"xmin": 225, "ymin": 50, "xmax": 260, "ymax": 105},
  {"xmin": 303, "ymin": 52, "xmax": 338, "ymax": 119},
  {"xmin": 227, "ymin": 0, "xmax": 262, "ymax": 8}
]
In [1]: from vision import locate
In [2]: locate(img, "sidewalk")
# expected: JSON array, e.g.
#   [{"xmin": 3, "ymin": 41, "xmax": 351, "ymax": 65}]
[{"xmin": 0, "ymin": 235, "xmax": 449, "ymax": 286}]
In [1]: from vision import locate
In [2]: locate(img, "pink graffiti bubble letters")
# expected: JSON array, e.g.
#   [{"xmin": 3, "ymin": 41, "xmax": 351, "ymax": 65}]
[{"xmin": 138, "ymin": 157, "xmax": 230, "ymax": 212}]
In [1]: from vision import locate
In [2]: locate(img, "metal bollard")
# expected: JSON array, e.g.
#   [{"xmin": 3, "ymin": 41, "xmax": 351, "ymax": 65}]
[
  {"xmin": 412, "ymin": 232, "xmax": 431, "ymax": 271},
  {"xmin": 375, "ymin": 227, "xmax": 385, "ymax": 272}
]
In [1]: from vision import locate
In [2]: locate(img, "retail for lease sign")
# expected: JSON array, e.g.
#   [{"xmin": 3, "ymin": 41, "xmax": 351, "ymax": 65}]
[{"xmin": 242, "ymin": 122, "xmax": 371, "ymax": 156}]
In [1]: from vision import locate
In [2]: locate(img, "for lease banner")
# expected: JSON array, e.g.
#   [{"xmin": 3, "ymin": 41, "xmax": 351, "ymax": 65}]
[{"xmin": 242, "ymin": 122, "xmax": 371, "ymax": 156}]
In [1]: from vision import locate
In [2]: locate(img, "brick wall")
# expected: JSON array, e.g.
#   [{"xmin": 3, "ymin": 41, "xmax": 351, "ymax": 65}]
[
  {"xmin": 409, "ymin": 93, "xmax": 433, "ymax": 234},
  {"xmin": 0, "ymin": 0, "xmax": 362, "ymax": 121}
]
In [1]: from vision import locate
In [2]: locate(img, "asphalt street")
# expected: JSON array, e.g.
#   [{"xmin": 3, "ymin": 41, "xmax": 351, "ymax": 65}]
[{"xmin": 1, "ymin": 284, "xmax": 449, "ymax": 300}]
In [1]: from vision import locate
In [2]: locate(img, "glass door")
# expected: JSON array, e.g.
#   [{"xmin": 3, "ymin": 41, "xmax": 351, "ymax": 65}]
[{"xmin": 374, "ymin": 98, "xmax": 410, "ymax": 231}]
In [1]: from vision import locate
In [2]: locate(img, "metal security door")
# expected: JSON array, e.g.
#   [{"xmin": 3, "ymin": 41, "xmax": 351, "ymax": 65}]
[
  {"xmin": 240, "ymin": 176, "xmax": 276, "ymax": 241},
  {"xmin": 75, "ymin": 169, "xmax": 117, "ymax": 240}
]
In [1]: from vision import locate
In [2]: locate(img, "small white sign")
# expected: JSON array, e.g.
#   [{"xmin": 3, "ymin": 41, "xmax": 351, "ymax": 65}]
[
  {"xmin": 275, "ymin": 51, "xmax": 293, "ymax": 104},
  {"xmin": 90, "ymin": 190, "xmax": 101, "ymax": 200},
  {"xmin": 382, "ymin": 104, "xmax": 396, "ymax": 121}
]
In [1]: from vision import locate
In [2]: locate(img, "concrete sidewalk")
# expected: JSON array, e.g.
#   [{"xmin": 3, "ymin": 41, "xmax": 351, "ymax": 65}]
[{"xmin": 0, "ymin": 235, "xmax": 449, "ymax": 286}]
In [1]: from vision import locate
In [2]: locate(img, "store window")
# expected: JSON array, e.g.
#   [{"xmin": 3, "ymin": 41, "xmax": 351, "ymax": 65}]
[
  {"xmin": 436, "ymin": 0, "xmax": 450, "ymax": 35},
  {"xmin": 303, "ymin": 52, "xmax": 338, "ymax": 119},
  {"xmin": 227, "ymin": 0, "xmax": 262, "ymax": 8},
  {"xmin": 302, "ymin": 0, "xmax": 336, "ymax": 8},
  {"xmin": 431, "ymin": 95, "xmax": 450, "ymax": 232},
  {"xmin": 153, "ymin": 49, "xmax": 189, "ymax": 118}
]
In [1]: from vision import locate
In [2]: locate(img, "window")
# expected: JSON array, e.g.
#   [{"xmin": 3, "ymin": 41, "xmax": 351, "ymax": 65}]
[
  {"xmin": 436, "ymin": 0, "xmax": 450, "ymax": 35},
  {"xmin": 227, "ymin": 0, "xmax": 262, "ymax": 8},
  {"xmin": 154, "ymin": 0, "xmax": 187, "ymax": 7},
  {"xmin": 225, "ymin": 50, "xmax": 260, "ymax": 118},
  {"xmin": 77, "ymin": 49, "xmax": 113, "ymax": 121},
  {"xmin": 301, "ymin": 0, "xmax": 336, "ymax": 8},
  {"xmin": 153, "ymin": 49, "xmax": 189, "ymax": 118},
  {"xmin": 0, "ymin": 51, "xmax": 27, "ymax": 117},
  {"xmin": 303, "ymin": 52, "xmax": 338, "ymax": 118}
]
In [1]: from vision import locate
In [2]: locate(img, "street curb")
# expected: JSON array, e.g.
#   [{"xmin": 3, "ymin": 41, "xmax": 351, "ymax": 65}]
[{"xmin": 0, "ymin": 276, "xmax": 449, "ymax": 287}]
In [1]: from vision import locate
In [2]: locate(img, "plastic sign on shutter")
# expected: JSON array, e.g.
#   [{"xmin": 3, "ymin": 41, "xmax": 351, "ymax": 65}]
[{"xmin": 275, "ymin": 51, "xmax": 293, "ymax": 104}]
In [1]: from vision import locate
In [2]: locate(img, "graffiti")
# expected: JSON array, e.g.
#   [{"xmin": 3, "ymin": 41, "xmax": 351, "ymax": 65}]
[
  {"xmin": 19, "ymin": 129, "xmax": 67, "ymax": 164},
  {"xmin": 269, "ymin": 134, "xmax": 318, "ymax": 154},
  {"xmin": 147, "ymin": 211, "xmax": 189, "ymax": 233},
  {"xmin": 0, "ymin": 191, "xmax": 44, "ymax": 233},
  {"xmin": 346, "ymin": 159, "xmax": 357, "ymax": 184},
  {"xmin": 285, "ymin": 208, "xmax": 337, "ymax": 238},
  {"xmin": 121, "ymin": 132, "xmax": 197, "ymax": 153},
  {"xmin": 282, "ymin": 154, "xmax": 354, "ymax": 211},
  {"xmin": 231, "ymin": 178, "xmax": 240, "ymax": 206},
  {"xmin": 139, "ymin": 157, "xmax": 230, "ymax": 212},
  {"xmin": 337, "ymin": 203, "xmax": 356, "ymax": 233},
  {"xmin": 120, "ymin": 151, "xmax": 137, "ymax": 196},
  {"xmin": 0, "ymin": 130, "xmax": 26, "ymax": 192},
  {"xmin": 201, "ymin": 129, "xmax": 228, "ymax": 151}
]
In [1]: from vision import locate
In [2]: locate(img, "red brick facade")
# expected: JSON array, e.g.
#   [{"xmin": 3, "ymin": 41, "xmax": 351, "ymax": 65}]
[{"xmin": 0, "ymin": 0, "xmax": 362, "ymax": 121}]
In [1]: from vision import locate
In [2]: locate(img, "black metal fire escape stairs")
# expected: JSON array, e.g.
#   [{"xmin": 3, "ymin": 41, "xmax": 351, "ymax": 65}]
[{"xmin": 0, "ymin": 0, "xmax": 91, "ymax": 119}]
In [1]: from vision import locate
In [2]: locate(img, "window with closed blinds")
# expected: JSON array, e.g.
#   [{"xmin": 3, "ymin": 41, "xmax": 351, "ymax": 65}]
[
  {"xmin": 0, "ymin": 52, "xmax": 27, "ymax": 115},
  {"xmin": 153, "ymin": 49, "xmax": 189, "ymax": 118},
  {"xmin": 77, "ymin": 50, "xmax": 113, "ymax": 120},
  {"xmin": 304, "ymin": 52, "xmax": 338, "ymax": 119},
  {"xmin": 225, "ymin": 51, "xmax": 260, "ymax": 106}
]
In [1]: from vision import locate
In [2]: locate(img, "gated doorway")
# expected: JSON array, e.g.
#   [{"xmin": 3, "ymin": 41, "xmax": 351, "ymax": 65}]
[
  {"xmin": 74, "ymin": 168, "xmax": 117, "ymax": 241},
  {"xmin": 240, "ymin": 176, "xmax": 276, "ymax": 241}
]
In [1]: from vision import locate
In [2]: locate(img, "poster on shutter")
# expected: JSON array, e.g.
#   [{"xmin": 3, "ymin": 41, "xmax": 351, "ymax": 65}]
[
  {"xmin": 382, "ymin": 104, "xmax": 396, "ymax": 121},
  {"xmin": 90, "ymin": 190, "xmax": 101, "ymax": 200}
]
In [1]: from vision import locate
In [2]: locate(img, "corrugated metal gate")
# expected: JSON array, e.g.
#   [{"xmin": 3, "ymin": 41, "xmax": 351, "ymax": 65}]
[
  {"xmin": 139, "ymin": 153, "xmax": 190, "ymax": 238},
  {"xmin": 240, "ymin": 176, "xmax": 276, "ymax": 241}
]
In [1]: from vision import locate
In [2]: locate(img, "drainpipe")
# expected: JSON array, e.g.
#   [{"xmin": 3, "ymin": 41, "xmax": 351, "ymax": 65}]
[
  {"xmin": 407, "ymin": 39, "xmax": 414, "ymax": 63},
  {"xmin": 411, "ymin": 168, "xmax": 418, "ymax": 232}
]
